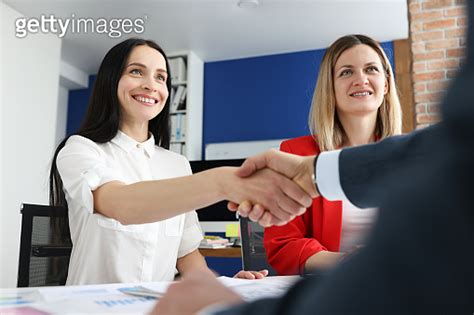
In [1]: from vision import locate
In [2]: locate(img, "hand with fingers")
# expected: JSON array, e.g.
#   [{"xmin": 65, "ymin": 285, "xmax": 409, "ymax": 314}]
[
  {"xmin": 227, "ymin": 149, "xmax": 319, "ymax": 226},
  {"xmin": 220, "ymin": 165, "xmax": 313, "ymax": 227},
  {"xmin": 152, "ymin": 272, "xmax": 243, "ymax": 315},
  {"xmin": 233, "ymin": 269, "xmax": 268, "ymax": 279}
]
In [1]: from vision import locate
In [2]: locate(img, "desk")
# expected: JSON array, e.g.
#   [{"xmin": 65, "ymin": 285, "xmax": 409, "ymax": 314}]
[
  {"xmin": 199, "ymin": 247, "xmax": 241, "ymax": 258},
  {"xmin": 0, "ymin": 276, "xmax": 299, "ymax": 314}
]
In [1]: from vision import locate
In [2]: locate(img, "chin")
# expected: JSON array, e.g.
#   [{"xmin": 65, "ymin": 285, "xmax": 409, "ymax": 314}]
[{"xmin": 141, "ymin": 108, "xmax": 164, "ymax": 120}]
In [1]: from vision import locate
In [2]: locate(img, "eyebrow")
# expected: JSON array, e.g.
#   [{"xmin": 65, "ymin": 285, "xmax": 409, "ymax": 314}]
[
  {"xmin": 336, "ymin": 62, "xmax": 380, "ymax": 72},
  {"xmin": 126, "ymin": 62, "xmax": 168, "ymax": 74}
]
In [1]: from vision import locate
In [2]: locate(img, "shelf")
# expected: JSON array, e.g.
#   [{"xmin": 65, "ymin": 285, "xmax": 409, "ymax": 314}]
[
  {"xmin": 167, "ymin": 51, "xmax": 203, "ymax": 160},
  {"xmin": 172, "ymin": 80, "xmax": 187, "ymax": 86},
  {"xmin": 170, "ymin": 110, "xmax": 186, "ymax": 115}
]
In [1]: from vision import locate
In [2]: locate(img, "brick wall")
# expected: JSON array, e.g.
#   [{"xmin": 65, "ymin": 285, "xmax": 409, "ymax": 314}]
[{"xmin": 408, "ymin": 0, "xmax": 466, "ymax": 128}]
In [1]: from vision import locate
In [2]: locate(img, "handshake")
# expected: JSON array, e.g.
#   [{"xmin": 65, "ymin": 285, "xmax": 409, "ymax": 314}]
[{"xmin": 221, "ymin": 149, "xmax": 319, "ymax": 227}]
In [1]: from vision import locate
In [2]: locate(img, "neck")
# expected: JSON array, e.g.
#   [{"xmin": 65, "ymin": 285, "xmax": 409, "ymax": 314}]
[
  {"xmin": 120, "ymin": 120, "xmax": 149, "ymax": 142},
  {"xmin": 338, "ymin": 112, "xmax": 377, "ymax": 147}
]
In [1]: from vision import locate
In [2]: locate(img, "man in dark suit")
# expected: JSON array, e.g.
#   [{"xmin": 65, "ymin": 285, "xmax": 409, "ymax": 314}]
[{"xmin": 153, "ymin": 2, "xmax": 474, "ymax": 314}]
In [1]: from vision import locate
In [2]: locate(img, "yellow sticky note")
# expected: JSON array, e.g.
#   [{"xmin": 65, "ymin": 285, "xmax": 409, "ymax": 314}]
[{"xmin": 225, "ymin": 223, "xmax": 240, "ymax": 238}]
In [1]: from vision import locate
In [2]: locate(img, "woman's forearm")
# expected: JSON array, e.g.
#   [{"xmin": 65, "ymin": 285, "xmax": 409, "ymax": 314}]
[
  {"xmin": 176, "ymin": 250, "xmax": 212, "ymax": 277},
  {"xmin": 93, "ymin": 167, "xmax": 229, "ymax": 224},
  {"xmin": 305, "ymin": 251, "xmax": 345, "ymax": 272},
  {"xmin": 93, "ymin": 165, "xmax": 311, "ymax": 225}
]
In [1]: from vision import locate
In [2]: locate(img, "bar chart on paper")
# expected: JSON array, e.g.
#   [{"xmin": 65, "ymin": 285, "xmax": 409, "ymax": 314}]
[
  {"xmin": 35, "ymin": 293, "xmax": 157, "ymax": 314},
  {"xmin": 94, "ymin": 295, "xmax": 156, "ymax": 308}
]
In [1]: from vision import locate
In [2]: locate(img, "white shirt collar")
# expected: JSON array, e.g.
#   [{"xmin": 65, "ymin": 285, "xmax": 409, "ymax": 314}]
[{"xmin": 111, "ymin": 130, "xmax": 156, "ymax": 158}]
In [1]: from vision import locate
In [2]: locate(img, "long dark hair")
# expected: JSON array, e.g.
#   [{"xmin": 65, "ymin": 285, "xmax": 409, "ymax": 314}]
[{"xmin": 49, "ymin": 38, "xmax": 172, "ymax": 237}]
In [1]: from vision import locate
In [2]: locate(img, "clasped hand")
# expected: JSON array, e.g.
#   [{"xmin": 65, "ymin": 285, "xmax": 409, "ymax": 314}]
[{"xmin": 226, "ymin": 149, "xmax": 319, "ymax": 227}]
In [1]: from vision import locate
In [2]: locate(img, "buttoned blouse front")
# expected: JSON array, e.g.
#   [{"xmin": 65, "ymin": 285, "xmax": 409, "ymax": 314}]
[{"xmin": 57, "ymin": 131, "xmax": 203, "ymax": 285}]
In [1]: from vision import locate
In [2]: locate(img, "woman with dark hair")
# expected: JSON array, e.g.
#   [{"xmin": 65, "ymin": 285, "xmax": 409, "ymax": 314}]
[{"xmin": 50, "ymin": 38, "xmax": 312, "ymax": 285}]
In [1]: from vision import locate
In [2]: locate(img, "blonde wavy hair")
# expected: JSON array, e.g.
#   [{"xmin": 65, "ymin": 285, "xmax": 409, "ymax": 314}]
[{"xmin": 308, "ymin": 34, "xmax": 402, "ymax": 152}]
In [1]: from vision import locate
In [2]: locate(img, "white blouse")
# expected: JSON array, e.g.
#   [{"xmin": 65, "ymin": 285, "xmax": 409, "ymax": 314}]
[
  {"xmin": 57, "ymin": 131, "xmax": 203, "ymax": 285},
  {"xmin": 339, "ymin": 200, "xmax": 378, "ymax": 253}
]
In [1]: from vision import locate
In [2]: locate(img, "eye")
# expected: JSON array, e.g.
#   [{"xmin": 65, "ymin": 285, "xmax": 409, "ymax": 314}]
[
  {"xmin": 130, "ymin": 68, "xmax": 143, "ymax": 75},
  {"xmin": 155, "ymin": 73, "xmax": 167, "ymax": 82},
  {"xmin": 339, "ymin": 69, "xmax": 352, "ymax": 77},
  {"xmin": 366, "ymin": 65, "xmax": 379, "ymax": 73}
]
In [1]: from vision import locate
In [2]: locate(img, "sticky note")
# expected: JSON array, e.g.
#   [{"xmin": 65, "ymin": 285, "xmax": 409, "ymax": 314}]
[{"xmin": 225, "ymin": 223, "xmax": 240, "ymax": 238}]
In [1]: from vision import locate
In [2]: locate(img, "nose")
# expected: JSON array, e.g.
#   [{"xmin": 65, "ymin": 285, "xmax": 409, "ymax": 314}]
[
  {"xmin": 353, "ymin": 70, "xmax": 369, "ymax": 86},
  {"xmin": 141, "ymin": 76, "xmax": 158, "ymax": 92}
]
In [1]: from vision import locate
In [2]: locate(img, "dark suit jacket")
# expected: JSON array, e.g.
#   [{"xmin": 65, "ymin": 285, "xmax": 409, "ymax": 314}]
[{"xmin": 218, "ymin": 3, "xmax": 474, "ymax": 314}]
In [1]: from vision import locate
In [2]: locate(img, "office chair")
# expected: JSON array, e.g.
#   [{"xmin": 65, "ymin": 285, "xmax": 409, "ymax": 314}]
[
  {"xmin": 239, "ymin": 217, "xmax": 277, "ymax": 276},
  {"xmin": 17, "ymin": 203, "xmax": 72, "ymax": 287}
]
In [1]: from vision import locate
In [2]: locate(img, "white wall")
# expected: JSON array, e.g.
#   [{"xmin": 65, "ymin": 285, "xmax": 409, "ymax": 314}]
[{"xmin": 0, "ymin": 2, "xmax": 62, "ymax": 288}]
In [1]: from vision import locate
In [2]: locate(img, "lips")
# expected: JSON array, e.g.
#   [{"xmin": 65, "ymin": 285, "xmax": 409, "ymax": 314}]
[
  {"xmin": 350, "ymin": 90, "xmax": 373, "ymax": 97},
  {"xmin": 133, "ymin": 95, "xmax": 159, "ymax": 105}
]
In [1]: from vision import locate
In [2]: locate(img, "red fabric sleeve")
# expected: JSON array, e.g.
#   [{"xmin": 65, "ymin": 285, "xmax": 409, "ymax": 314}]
[{"xmin": 263, "ymin": 138, "xmax": 327, "ymax": 275}]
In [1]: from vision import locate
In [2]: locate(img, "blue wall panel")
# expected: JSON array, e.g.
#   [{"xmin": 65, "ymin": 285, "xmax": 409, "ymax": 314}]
[
  {"xmin": 203, "ymin": 42, "xmax": 394, "ymax": 157},
  {"xmin": 67, "ymin": 43, "xmax": 394, "ymax": 155},
  {"xmin": 204, "ymin": 50, "xmax": 322, "ymax": 145},
  {"xmin": 66, "ymin": 76, "xmax": 96, "ymax": 135}
]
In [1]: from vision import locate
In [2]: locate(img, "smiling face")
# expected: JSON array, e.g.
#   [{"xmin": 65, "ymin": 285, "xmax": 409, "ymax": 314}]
[
  {"xmin": 117, "ymin": 45, "xmax": 169, "ymax": 129},
  {"xmin": 333, "ymin": 44, "xmax": 388, "ymax": 119}
]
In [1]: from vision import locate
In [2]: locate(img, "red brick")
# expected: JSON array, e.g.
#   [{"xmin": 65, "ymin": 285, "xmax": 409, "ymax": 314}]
[
  {"xmin": 416, "ymin": 104, "xmax": 427, "ymax": 114},
  {"xmin": 416, "ymin": 113, "xmax": 441, "ymax": 124},
  {"xmin": 409, "ymin": 2, "xmax": 422, "ymax": 13},
  {"xmin": 412, "ymin": 30, "xmax": 444, "ymax": 42},
  {"xmin": 422, "ymin": 0, "xmax": 453, "ymax": 10},
  {"xmin": 427, "ymin": 59, "xmax": 460, "ymax": 70},
  {"xmin": 412, "ymin": 42, "xmax": 426, "ymax": 53},
  {"xmin": 428, "ymin": 104, "xmax": 442, "ymax": 113},
  {"xmin": 423, "ymin": 18, "xmax": 456, "ymax": 31},
  {"xmin": 425, "ymin": 38, "xmax": 459, "ymax": 50},
  {"xmin": 411, "ymin": 10, "xmax": 444, "ymax": 22},
  {"xmin": 427, "ymin": 80, "xmax": 450, "ymax": 91},
  {"xmin": 446, "ymin": 47, "xmax": 465, "ymax": 57},
  {"xmin": 413, "ymin": 62, "xmax": 427, "ymax": 73},
  {"xmin": 413, "ymin": 50, "xmax": 445, "ymax": 61},
  {"xmin": 444, "ymin": 27, "xmax": 467, "ymax": 38},
  {"xmin": 414, "ymin": 71, "xmax": 445, "ymax": 81},
  {"xmin": 457, "ymin": 17, "xmax": 467, "ymax": 26},
  {"xmin": 460, "ymin": 37, "xmax": 466, "ymax": 47},
  {"xmin": 415, "ymin": 82, "xmax": 427, "ymax": 93},
  {"xmin": 411, "ymin": 21, "xmax": 423, "ymax": 32},
  {"xmin": 415, "ymin": 91, "xmax": 445, "ymax": 103},
  {"xmin": 444, "ymin": 6, "xmax": 466, "ymax": 17}
]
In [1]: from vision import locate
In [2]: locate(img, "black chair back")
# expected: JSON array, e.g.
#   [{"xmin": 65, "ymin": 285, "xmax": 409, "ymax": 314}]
[
  {"xmin": 17, "ymin": 203, "xmax": 72, "ymax": 287},
  {"xmin": 239, "ymin": 217, "xmax": 276, "ymax": 275}
]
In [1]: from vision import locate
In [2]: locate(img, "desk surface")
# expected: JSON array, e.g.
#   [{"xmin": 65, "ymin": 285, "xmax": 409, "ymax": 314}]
[
  {"xmin": 0, "ymin": 276, "xmax": 300, "ymax": 314},
  {"xmin": 199, "ymin": 247, "xmax": 241, "ymax": 258}
]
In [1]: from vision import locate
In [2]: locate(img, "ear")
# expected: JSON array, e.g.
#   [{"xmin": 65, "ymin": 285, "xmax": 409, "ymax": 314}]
[{"xmin": 384, "ymin": 79, "xmax": 388, "ymax": 95}]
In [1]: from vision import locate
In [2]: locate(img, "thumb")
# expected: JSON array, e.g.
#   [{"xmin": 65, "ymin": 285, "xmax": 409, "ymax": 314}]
[{"xmin": 235, "ymin": 151, "xmax": 273, "ymax": 177}]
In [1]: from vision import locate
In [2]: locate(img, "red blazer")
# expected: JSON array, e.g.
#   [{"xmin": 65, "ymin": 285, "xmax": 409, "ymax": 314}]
[{"xmin": 264, "ymin": 135, "xmax": 342, "ymax": 275}]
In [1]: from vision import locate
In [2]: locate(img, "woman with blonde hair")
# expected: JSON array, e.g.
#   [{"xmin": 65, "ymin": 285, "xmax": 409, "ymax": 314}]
[{"xmin": 263, "ymin": 34, "xmax": 402, "ymax": 275}]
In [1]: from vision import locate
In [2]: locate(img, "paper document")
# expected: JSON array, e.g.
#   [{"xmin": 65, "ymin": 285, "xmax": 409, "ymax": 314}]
[
  {"xmin": 34, "ymin": 293, "xmax": 156, "ymax": 314},
  {"xmin": 217, "ymin": 276, "xmax": 300, "ymax": 302},
  {"xmin": 39, "ymin": 283, "xmax": 120, "ymax": 302}
]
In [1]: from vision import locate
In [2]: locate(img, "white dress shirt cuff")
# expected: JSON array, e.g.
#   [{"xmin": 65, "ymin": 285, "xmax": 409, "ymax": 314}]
[{"xmin": 316, "ymin": 149, "xmax": 348, "ymax": 201}]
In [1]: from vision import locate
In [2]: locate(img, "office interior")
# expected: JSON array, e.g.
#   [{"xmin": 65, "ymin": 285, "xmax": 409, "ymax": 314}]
[{"xmin": 2, "ymin": 0, "xmax": 462, "ymax": 289}]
